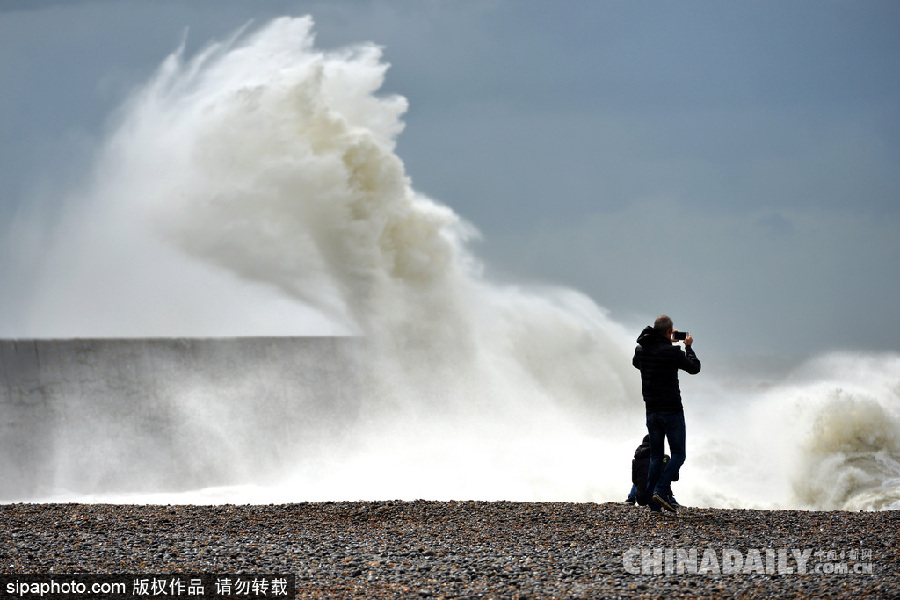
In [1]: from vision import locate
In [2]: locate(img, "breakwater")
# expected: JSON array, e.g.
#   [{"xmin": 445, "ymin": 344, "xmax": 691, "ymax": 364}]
[{"xmin": 0, "ymin": 337, "xmax": 362, "ymax": 501}]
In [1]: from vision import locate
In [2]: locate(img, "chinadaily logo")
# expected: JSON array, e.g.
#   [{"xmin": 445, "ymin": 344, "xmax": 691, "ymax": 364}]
[{"xmin": 622, "ymin": 547, "xmax": 875, "ymax": 576}]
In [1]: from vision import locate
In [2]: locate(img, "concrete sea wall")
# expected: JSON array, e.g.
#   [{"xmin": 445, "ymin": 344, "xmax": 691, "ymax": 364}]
[{"xmin": 0, "ymin": 337, "xmax": 363, "ymax": 501}]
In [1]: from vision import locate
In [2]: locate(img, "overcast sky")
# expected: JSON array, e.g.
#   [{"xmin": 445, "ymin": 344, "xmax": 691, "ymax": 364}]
[{"xmin": 1, "ymin": 0, "xmax": 898, "ymax": 359}]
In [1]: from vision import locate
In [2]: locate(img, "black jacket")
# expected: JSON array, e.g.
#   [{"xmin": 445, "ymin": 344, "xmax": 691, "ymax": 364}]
[{"xmin": 632, "ymin": 326, "xmax": 701, "ymax": 413}]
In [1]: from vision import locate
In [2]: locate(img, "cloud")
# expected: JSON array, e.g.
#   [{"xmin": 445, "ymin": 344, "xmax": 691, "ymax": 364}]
[
  {"xmin": 483, "ymin": 197, "xmax": 900, "ymax": 357},
  {"xmin": 0, "ymin": 1, "xmax": 898, "ymax": 358}
]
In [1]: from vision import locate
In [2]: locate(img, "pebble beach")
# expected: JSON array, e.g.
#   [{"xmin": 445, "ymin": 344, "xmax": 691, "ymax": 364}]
[{"xmin": 1, "ymin": 501, "xmax": 897, "ymax": 599}]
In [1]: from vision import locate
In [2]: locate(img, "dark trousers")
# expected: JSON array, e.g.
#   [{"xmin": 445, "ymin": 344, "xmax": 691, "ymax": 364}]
[{"xmin": 645, "ymin": 411, "xmax": 686, "ymax": 508}]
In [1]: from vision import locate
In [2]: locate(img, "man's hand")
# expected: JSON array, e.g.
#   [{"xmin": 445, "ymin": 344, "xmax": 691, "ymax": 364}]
[{"xmin": 685, "ymin": 333, "xmax": 694, "ymax": 346}]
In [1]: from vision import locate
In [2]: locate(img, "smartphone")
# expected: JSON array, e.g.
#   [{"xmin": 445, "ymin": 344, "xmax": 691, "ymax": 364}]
[{"xmin": 673, "ymin": 331, "xmax": 688, "ymax": 341}]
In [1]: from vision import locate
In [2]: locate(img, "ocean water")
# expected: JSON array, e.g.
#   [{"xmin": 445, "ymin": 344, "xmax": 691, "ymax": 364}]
[{"xmin": 3, "ymin": 17, "xmax": 898, "ymax": 510}]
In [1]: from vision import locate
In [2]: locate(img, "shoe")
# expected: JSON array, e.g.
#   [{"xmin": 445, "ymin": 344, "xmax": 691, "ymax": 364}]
[
  {"xmin": 652, "ymin": 493, "xmax": 677, "ymax": 513},
  {"xmin": 667, "ymin": 495, "xmax": 680, "ymax": 509},
  {"xmin": 622, "ymin": 498, "xmax": 636, "ymax": 506}
]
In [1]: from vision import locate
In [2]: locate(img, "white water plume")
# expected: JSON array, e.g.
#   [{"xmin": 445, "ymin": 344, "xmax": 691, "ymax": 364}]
[{"xmin": 4, "ymin": 17, "xmax": 899, "ymax": 510}]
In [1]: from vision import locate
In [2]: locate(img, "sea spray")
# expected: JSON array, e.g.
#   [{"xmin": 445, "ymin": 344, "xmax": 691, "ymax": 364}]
[
  {"xmin": 4, "ymin": 17, "xmax": 899, "ymax": 508},
  {"xmin": 787, "ymin": 354, "xmax": 900, "ymax": 510},
  {"xmin": 13, "ymin": 17, "xmax": 642, "ymax": 502},
  {"xmin": 686, "ymin": 352, "xmax": 900, "ymax": 510}
]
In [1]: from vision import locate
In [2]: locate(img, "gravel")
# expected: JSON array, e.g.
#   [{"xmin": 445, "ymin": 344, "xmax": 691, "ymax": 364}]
[{"xmin": 1, "ymin": 501, "xmax": 897, "ymax": 599}]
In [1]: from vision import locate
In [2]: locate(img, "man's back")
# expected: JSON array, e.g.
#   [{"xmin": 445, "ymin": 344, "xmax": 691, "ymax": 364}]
[{"xmin": 632, "ymin": 326, "xmax": 701, "ymax": 413}]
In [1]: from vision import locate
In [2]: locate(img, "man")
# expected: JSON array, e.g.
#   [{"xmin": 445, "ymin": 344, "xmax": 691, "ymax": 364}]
[{"xmin": 632, "ymin": 315, "xmax": 700, "ymax": 513}]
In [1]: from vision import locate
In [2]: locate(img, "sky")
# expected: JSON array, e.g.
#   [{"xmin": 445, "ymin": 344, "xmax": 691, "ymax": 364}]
[{"xmin": 1, "ymin": 0, "xmax": 898, "ymax": 360}]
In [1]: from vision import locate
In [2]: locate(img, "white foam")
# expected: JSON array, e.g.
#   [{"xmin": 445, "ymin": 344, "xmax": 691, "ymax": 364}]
[{"xmin": 10, "ymin": 17, "xmax": 899, "ymax": 510}]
